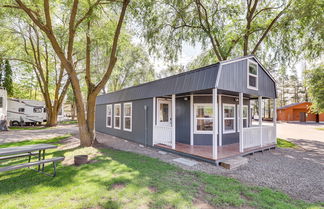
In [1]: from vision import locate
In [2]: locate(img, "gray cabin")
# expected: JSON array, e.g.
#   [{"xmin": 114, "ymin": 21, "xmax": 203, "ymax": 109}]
[{"xmin": 95, "ymin": 55, "xmax": 277, "ymax": 163}]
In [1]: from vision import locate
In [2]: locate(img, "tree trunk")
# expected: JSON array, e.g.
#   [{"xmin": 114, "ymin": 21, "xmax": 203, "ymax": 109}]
[
  {"xmin": 46, "ymin": 108, "xmax": 58, "ymax": 126},
  {"xmin": 71, "ymin": 102, "xmax": 76, "ymax": 121}
]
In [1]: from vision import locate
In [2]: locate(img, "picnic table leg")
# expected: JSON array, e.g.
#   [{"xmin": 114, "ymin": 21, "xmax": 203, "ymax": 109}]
[
  {"xmin": 42, "ymin": 150, "xmax": 45, "ymax": 171},
  {"xmin": 38, "ymin": 150, "xmax": 41, "ymax": 171},
  {"xmin": 28, "ymin": 152, "xmax": 31, "ymax": 163}
]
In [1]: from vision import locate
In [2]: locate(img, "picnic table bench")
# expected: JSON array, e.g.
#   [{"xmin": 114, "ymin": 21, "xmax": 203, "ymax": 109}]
[{"xmin": 0, "ymin": 144, "xmax": 64, "ymax": 177}]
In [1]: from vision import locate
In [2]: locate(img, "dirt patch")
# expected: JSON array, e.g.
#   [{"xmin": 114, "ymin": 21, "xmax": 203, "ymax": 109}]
[
  {"xmin": 148, "ymin": 186, "xmax": 157, "ymax": 193},
  {"xmin": 58, "ymin": 137, "xmax": 80, "ymax": 150},
  {"xmin": 193, "ymin": 198, "xmax": 214, "ymax": 209},
  {"xmin": 111, "ymin": 183, "xmax": 126, "ymax": 190}
]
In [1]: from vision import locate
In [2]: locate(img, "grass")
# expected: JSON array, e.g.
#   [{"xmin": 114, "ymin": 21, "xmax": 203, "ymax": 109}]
[
  {"xmin": 0, "ymin": 137, "xmax": 322, "ymax": 209},
  {"xmin": 277, "ymin": 138, "xmax": 298, "ymax": 149},
  {"xmin": 59, "ymin": 120, "xmax": 78, "ymax": 125},
  {"xmin": 9, "ymin": 126, "xmax": 49, "ymax": 131},
  {"xmin": 316, "ymin": 128, "xmax": 324, "ymax": 131}
]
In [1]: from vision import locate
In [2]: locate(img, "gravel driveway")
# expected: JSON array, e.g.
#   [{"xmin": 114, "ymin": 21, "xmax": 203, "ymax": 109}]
[{"xmin": 0, "ymin": 125, "xmax": 78, "ymax": 144}]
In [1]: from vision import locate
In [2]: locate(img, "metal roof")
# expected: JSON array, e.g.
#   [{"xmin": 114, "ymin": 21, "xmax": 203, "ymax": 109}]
[
  {"xmin": 97, "ymin": 63, "xmax": 220, "ymax": 104},
  {"xmin": 96, "ymin": 55, "xmax": 277, "ymax": 105},
  {"xmin": 277, "ymin": 102, "xmax": 310, "ymax": 110}
]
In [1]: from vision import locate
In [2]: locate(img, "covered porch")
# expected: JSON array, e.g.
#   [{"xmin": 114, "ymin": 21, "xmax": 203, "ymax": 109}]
[{"xmin": 152, "ymin": 89, "xmax": 277, "ymax": 163}]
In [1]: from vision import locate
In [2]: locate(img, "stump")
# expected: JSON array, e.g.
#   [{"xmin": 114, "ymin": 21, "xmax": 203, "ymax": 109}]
[{"xmin": 74, "ymin": 155, "xmax": 88, "ymax": 166}]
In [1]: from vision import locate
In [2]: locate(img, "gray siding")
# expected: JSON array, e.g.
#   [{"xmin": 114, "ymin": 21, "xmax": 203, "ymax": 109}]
[
  {"xmin": 217, "ymin": 58, "xmax": 276, "ymax": 98},
  {"xmin": 95, "ymin": 98, "xmax": 153, "ymax": 146},
  {"xmin": 176, "ymin": 98, "xmax": 190, "ymax": 144}
]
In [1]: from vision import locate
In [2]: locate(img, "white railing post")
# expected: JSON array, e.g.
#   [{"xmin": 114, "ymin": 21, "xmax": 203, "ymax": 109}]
[
  {"xmin": 239, "ymin": 93, "xmax": 244, "ymax": 152},
  {"xmin": 172, "ymin": 94, "xmax": 176, "ymax": 149},
  {"xmin": 258, "ymin": 96, "xmax": 263, "ymax": 147},
  {"xmin": 212, "ymin": 89, "xmax": 218, "ymax": 159},
  {"xmin": 152, "ymin": 97, "xmax": 156, "ymax": 145},
  {"xmin": 273, "ymin": 98, "xmax": 277, "ymax": 144},
  {"xmin": 218, "ymin": 94, "xmax": 222, "ymax": 146},
  {"xmin": 190, "ymin": 94, "xmax": 194, "ymax": 145}
]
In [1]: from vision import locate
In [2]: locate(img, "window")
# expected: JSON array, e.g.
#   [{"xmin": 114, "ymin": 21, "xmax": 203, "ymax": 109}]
[
  {"xmin": 123, "ymin": 103, "xmax": 132, "ymax": 131},
  {"xmin": 223, "ymin": 104, "xmax": 236, "ymax": 133},
  {"xmin": 114, "ymin": 104, "xmax": 121, "ymax": 129},
  {"xmin": 33, "ymin": 107, "xmax": 43, "ymax": 113},
  {"xmin": 237, "ymin": 105, "xmax": 249, "ymax": 128},
  {"xmin": 194, "ymin": 104, "xmax": 213, "ymax": 133},
  {"xmin": 0, "ymin": 97, "xmax": 2, "ymax": 108},
  {"xmin": 157, "ymin": 99, "xmax": 171, "ymax": 126},
  {"xmin": 18, "ymin": 108, "xmax": 25, "ymax": 113},
  {"xmin": 106, "ymin": 105, "xmax": 112, "ymax": 128},
  {"xmin": 247, "ymin": 60, "xmax": 258, "ymax": 90}
]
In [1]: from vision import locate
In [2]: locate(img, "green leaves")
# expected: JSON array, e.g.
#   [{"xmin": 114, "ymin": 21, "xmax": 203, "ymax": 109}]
[{"xmin": 304, "ymin": 64, "xmax": 324, "ymax": 113}]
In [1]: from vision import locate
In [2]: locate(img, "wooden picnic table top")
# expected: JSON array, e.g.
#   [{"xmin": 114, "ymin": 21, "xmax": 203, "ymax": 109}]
[{"xmin": 0, "ymin": 144, "xmax": 57, "ymax": 156}]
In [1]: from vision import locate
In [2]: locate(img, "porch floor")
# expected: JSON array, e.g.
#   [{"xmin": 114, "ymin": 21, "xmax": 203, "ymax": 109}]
[{"xmin": 155, "ymin": 142, "xmax": 276, "ymax": 162}]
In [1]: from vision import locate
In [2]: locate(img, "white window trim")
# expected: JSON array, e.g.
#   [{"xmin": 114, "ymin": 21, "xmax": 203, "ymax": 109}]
[
  {"xmin": 237, "ymin": 105, "xmax": 249, "ymax": 129},
  {"xmin": 157, "ymin": 98, "xmax": 172, "ymax": 127},
  {"xmin": 106, "ymin": 104, "xmax": 112, "ymax": 128},
  {"xmin": 123, "ymin": 102, "xmax": 132, "ymax": 132},
  {"xmin": 114, "ymin": 104, "xmax": 121, "ymax": 130},
  {"xmin": 223, "ymin": 103, "xmax": 236, "ymax": 134},
  {"xmin": 247, "ymin": 59, "xmax": 258, "ymax": 90},
  {"xmin": 194, "ymin": 103, "xmax": 213, "ymax": 134}
]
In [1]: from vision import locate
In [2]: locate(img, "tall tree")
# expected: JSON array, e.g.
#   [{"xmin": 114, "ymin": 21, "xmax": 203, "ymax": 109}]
[
  {"xmin": 0, "ymin": 17, "xmax": 71, "ymax": 126},
  {"xmin": 134, "ymin": 0, "xmax": 292, "ymax": 62},
  {"xmin": 304, "ymin": 64, "xmax": 324, "ymax": 113},
  {"xmin": 4, "ymin": 0, "xmax": 130, "ymax": 146},
  {"xmin": 3, "ymin": 60, "xmax": 13, "ymax": 96}
]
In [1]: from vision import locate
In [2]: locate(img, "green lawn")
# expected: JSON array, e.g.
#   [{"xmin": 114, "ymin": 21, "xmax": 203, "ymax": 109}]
[
  {"xmin": 9, "ymin": 126, "xmax": 49, "ymax": 131},
  {"xmin": 59, "ymin": 120, "xmax": 78, "ymax": 125},
  {"xmin": 316, "ymin": 128, "xmax": 324, "ymax": 131},
  {"xmin": 0, "ymin": 137, "xmax": 322, "ymax": 209},
  {"xmin": 277, "ymin": 138, "xmax": 298, "ymax": 149}
]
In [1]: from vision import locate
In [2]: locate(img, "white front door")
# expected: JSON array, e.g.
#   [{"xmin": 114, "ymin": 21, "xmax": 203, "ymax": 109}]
[{"xmin": 157, "ymin": 99, "xmax": 172, "ymax": 127}]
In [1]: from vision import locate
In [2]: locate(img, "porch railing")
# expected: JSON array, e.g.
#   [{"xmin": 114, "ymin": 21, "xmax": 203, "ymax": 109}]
[
  {"xmin": 153, "ymin": 126, "xmax": 172, "ymax": 146},
  {"xmin": 262, "ymin": 126, "xmax": 276, "ymax": 145},
  {"xmin": 243, "ymin": 126, "xmax": 261, "ymax": 149},
  {"xmin": 243, "ymin": 125, "xmax": 276, "ymax": 149}
]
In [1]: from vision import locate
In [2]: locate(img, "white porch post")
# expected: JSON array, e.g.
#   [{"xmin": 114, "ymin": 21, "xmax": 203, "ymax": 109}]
[
  {"xmin": 172, "ymin": 94, "xmax": 176, "ymax": 149},
  {"xmin": 258, "ymin": 96, "xmax": 263, "ymax": 147},
  {"xmin": 152, "ymin": 97, "xmax": 156, "ymax": 145},
  {"xmin": 190, "ymin": 94, "xmax": 194, "ymax": 145},
  {"xmin": 212, "ymin": 89, "xmax": 218, "ymax": 159},
  {"xmin": 218, "ymin": 94, "xmax": 222, "ymax": 146},
  {"xmin": 273, "ymin": 98, "xmax": 277, "ymax": 144},
  {"xmin": 239, "ymin": 93, "xmax": 244, "ymax": 152}
]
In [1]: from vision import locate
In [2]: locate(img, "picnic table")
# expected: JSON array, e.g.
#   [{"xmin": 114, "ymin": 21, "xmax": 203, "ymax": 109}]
[{"xmin": 0, "ymin": 144, "xmax": 64, "ymax": 177}]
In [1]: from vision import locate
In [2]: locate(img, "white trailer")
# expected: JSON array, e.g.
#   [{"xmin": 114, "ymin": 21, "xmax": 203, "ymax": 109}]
[
  {"xmin": 7, "ymin": 98, "xmax": 66, "ymax": 126},
  {"xmin": 0, "ymin": 87, "xmax": 8, "ymax": 120},
  {"xmin": 7, "ymin": 98, "xmax": 47, "ymax": 126}
]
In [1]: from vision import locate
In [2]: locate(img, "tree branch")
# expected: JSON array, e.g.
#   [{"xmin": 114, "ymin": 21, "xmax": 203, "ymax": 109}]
[{"xmin": 94, "ymin": 0, "xmax": 130, "ymax": 94}]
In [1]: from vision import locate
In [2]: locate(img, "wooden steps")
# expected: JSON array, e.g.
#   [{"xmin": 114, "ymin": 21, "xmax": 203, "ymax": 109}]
[{"xmin": 219, "ymin": 156, "xmax": 248, "ymax": 169}]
